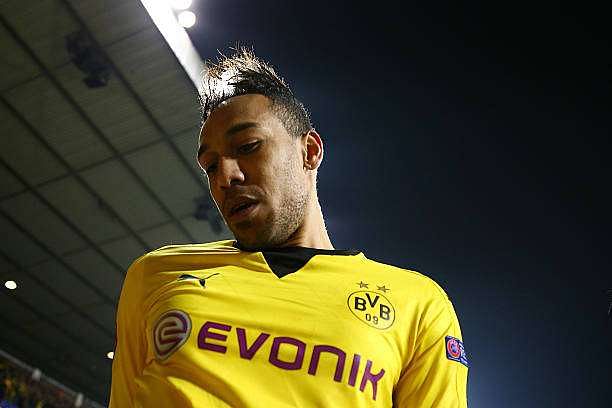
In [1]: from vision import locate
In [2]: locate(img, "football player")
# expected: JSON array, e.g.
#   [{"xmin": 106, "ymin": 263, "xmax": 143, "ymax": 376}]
[{"xmin": 110, "ymin": 48, "xmax": 469, "ymax": 407}]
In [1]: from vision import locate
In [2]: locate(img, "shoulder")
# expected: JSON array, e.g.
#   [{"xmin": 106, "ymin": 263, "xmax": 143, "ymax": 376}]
[
  {"xmin": 123, "ymin": 240, "xmax": 239, "ymax": 281},
  {"xmin": 360, "ymin": 255, "xmax": 451, "ymax": 302},
  {"xmin": 149, "ymin": 239, "xmax": 238, "ymax": 256},
  {"xmin": 132, "ymin": 239, "xmax": 238, "ymax": 264},
  {"xmin": 120, "ymin": 239, "xmax": 239, "ymax": 300}
]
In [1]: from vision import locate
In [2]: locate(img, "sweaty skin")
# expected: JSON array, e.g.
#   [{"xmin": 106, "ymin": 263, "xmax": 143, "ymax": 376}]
[{"xmin": 198, "ymin": 94, "xmax": 333, "ymax": 250}]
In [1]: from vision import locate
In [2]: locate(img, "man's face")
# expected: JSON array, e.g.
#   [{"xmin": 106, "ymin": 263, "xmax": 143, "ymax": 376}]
[{"xmin": 198, "ymin": 94, "xmax": 310, "ymax": 249}]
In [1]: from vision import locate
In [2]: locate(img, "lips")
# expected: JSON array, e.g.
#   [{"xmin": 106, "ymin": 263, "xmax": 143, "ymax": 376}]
[
  {"xmin": 226, "ymin": 197, "xmax": 258, "ymax": 217},
  {"xmin": 230, "ymin": 202, "xmax": 258, "ymax": 222}
]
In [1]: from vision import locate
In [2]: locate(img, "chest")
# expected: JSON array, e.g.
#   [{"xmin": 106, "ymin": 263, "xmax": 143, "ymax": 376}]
[{"xmin": 142, "ymin": 262, "xmax": 405, "ymax": 386}]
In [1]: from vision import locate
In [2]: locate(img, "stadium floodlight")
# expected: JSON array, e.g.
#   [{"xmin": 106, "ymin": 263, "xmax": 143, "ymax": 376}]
[
  {"xmin": 170, "ymin": 0, "xmax": 193, "ymax": 10},
  {"xmin": 140, "ymin": 0, "xmax": 205, "ymax": 93},
  {"xmin": 107, "ymin": 351, "xmax": 115, "ymax": 359},
  {"xmin": 178, "ymin": 10, "xmax": 196, "ymax": 28},
  {"xmin": 4, "ymin": 280, "xmax": 17, "ymax": 290}
]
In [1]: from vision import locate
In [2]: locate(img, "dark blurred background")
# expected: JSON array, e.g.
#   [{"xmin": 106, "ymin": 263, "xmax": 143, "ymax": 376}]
[
  {"xmin": 188, "ymin": 1, "xmax": 611, "ymax": 406},
  {"xmin": 0, "ymin": 0, "xmax": 609, "ymax": 406}
]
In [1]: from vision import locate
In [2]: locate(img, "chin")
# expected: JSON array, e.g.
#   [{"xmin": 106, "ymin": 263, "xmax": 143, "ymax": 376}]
[
  {"xmin": 234, "ymin": 236, "xmax": 264, "ymax": 251},
  {"xmin": 234, "ymin": 229, "xmax": 276, "ymax": 251}
]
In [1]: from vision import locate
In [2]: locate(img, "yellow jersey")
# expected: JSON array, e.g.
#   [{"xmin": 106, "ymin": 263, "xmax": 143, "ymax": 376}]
[{"xmin": 110, "ymin": 240, "xmax": 468, "ymax": 407}]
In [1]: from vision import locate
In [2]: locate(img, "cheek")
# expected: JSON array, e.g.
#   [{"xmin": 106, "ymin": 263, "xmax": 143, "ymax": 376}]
[
  {"xmin": 250, "ymin": 144, "xmax": 302, "ymax": 200},
  {"xmin": 273, "ymin": 157, "xmax": 304, "ymax": 200},
  {"xmin": 252, "ymin": 162, "xmax": 281, "ymax": 204}
]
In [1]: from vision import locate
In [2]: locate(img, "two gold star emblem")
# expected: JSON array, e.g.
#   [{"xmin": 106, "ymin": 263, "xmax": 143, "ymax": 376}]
[{"xmin": 356, "ymin": 281, "xmax": 390, "ymax": 293}]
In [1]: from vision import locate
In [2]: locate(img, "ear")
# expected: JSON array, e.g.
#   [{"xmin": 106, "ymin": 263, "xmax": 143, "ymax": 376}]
[{"xmin": 301, "ymin": 129, "xmax": 324, "ymax": 171}]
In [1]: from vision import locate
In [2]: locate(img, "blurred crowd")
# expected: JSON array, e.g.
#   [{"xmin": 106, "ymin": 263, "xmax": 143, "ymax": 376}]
[{"xmin": 0, "ymin": 358, "xmax": 76, "ymax": 408}]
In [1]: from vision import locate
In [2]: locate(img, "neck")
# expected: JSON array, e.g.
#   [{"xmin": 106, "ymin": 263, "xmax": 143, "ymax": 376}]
[{"xmin": 279, "ymin": 193, "xmax": 334, "ymax": 250}]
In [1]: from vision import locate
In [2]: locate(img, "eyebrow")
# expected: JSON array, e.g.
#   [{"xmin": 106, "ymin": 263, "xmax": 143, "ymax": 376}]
[{"xmin": 198, "ymin": 122, "xmax": 260, "ymax": 159}]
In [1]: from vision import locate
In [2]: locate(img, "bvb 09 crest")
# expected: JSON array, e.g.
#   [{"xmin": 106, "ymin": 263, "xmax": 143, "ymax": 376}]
[{"xmin": 347, "ymin": 291, "xmax": 395, "ymax": 330}]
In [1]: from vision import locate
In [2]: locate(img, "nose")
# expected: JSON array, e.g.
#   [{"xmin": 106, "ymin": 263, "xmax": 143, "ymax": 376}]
[{"xmin": 215, "ymin": 157, "xmax": 245, "ymax": 190}]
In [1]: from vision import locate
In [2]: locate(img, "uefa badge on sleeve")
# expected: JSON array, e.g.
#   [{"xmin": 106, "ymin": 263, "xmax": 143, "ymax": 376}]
[{"xmin": 445, "ymin": 336, "xmax": 468, "ymax": 367}]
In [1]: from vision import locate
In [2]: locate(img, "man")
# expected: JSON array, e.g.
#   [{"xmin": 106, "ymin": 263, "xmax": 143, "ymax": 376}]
[{"xmin": 110, "ymin": 48, "xmax": 469, "ymax": 407}]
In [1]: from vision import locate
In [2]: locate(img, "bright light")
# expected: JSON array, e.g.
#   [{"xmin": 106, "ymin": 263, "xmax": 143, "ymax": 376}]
[
  {"xmin": 31, "ymin": 369, "xmax": 42, "ymax": 381},
  {"xmin": 177, "ymin": 10, "xmax": 196, "ymax": 28},
  {"xmin": 107, "ymin": 351, "xmax": 114, "ymax": 359},
  {"xmin": 140, "ymin": 0, "xmax": 205, "ymax": 93},
  {"xmin": 5, "ymin": 280, "xmax": 17, "ymax": 290},
  {"xmin": 170, "ymin": 0, "xmax": 192, "ymax": 10}
]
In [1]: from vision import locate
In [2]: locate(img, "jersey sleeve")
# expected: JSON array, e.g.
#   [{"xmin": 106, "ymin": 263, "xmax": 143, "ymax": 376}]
[
  {"xmin": 393, "ymin": 279, "xmax": 469, "ymax": 407},
  {"xmin": 109, "ymin": 256, "xmax": 147, "ymax": 408}
]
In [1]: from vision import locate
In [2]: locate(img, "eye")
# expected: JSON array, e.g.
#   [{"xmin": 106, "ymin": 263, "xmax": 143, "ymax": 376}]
[{"xmin": 238, "ymin": 141, "xmax": 260, "ymax": 154}]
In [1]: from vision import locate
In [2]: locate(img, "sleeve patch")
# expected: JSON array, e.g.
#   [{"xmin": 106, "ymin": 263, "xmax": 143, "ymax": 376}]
[{"xmin": 445, "ymin": 336, "xmax": 469, "ymax": 367}]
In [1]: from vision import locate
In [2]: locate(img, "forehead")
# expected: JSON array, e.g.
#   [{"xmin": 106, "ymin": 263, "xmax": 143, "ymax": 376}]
[{"xmin": 199, "ymin": 94, "xmax": 273, "ymax": 147}]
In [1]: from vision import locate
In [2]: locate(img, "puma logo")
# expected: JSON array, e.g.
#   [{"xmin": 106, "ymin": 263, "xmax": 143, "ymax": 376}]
[{"xmin": 178, "ymin": 272, "xmax": 220, "ymax": 288}]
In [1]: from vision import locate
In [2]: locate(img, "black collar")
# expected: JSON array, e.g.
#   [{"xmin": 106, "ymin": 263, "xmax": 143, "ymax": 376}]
[{"xmin": 232, "ymin": 240, "xmax": 361, "ymax": 278}]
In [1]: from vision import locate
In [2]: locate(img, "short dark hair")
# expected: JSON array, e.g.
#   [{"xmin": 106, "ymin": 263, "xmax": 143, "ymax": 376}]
[{"xmin": 199, "ymin": 47, "xmax": 312, "ymax": 138}]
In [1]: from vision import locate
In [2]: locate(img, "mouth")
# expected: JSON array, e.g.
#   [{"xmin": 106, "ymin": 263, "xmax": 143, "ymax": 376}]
[{"xmin": 227, "ymin": 200, "xmax": 259, "ymax": 222}]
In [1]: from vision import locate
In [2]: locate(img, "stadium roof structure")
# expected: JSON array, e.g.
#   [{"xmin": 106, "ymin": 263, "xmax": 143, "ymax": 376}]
[{"xmin": 0, "ymin": 0, "xmax": 229, "ymax": 403}]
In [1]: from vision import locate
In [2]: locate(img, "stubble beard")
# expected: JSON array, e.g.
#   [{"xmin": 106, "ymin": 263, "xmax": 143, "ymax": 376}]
[
  {"xmin": 234, "ymin": 169, "xmax": 309, "ymax": 251},
  {"xmin": 266, "ymin": 181, "xmax": 309, "ymax": 248}
]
